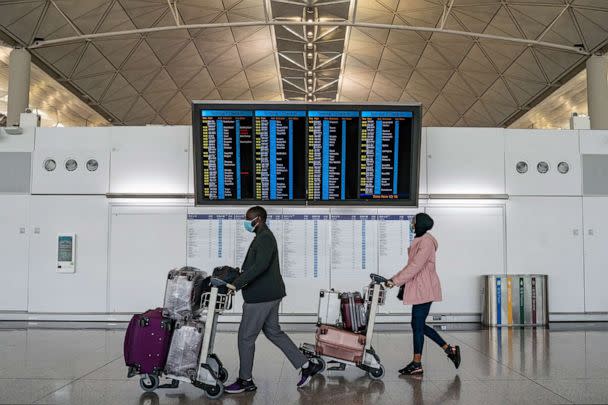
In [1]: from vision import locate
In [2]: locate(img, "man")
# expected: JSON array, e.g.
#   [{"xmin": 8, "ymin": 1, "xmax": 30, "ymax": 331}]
[{"xmin": 224, "ymin": 206, "xmax": 322, "ymax": 393}]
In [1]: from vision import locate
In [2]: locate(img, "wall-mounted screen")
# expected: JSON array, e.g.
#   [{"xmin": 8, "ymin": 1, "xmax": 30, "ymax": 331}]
[
  {"xmin": 360, "ymin": 111, "xmax": 413, "ymax": 200},
  {"xmin": 199, "ymin": 110, "xmax": 254, "ymax": 200},
  {"xmin": 308, "ymin": 110, "xmax": 359, "ymax": 201},
  {"xmin": 254, "ymin": 110, "xmax": 307, "ymax": 201},
  {"xmin": 192, "ymin": 102, "xmax": 421, "ymax": 205}
]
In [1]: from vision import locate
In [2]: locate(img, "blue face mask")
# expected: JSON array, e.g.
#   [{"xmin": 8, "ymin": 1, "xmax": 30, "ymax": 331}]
[{"xmin": 244, "ymin": 217, "xmax": 259, "ymax": 233}]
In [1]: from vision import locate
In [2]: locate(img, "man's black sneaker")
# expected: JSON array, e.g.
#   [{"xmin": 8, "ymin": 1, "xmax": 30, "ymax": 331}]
[
  {"xmin": 225, "ymin": 378, "xmax": 257, "ymax": 394},
  {"xmin": 446, "ymin": 345, "xmax": 461, "ymax": 369},
  {"xmin": 297, "ymin": 360, "xmax": 323, "ymax": 388},
  {"xmin": 399, "ymin": 361, "xmax": 423, "ymax": 375}
]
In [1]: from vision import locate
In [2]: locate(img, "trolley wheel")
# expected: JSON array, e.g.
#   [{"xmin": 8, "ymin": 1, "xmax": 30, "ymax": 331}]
[
  {"xmin": 205, "ymin": 382, "xmax": 224, "ymax": 399},
  {"xmin": 315, "ymin": 356, "xmax": 326, "ymax": 373},
  {"xmin": 139, "ymin": 374, "xmax": 160, "ymax": 392},
  {"xmin": 218, "ymin": 367, "xmax": 229, "ymax": 383},
  {"xmin": 367, "ymin": 365, "xmax": 385, "ymax": 380}
]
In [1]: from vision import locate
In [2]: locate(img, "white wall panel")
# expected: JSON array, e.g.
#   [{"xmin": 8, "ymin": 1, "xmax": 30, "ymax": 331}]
[
  {"xmin": 109, "ymin": 126, "xmax": 189, "ymax": 195},
  {"xmin": 507, "ymin": 197, "xmax": 584, "ymax": 313},
  {"xmin": 28, "ymin": 196, "xmax": 108, "ymax": 312},
  {"xmin": 427, "ymin": 128, "xmax": 505, "ymax": 195},
  {"xmin": 0, "ymin": 127, "xmax": 35, "ymax": 152},
  {"xmin": 425, "ymin": 205, "xmax": 505, "ymax": 314},
  {"xmin": 0, "ymin": 195, "xmax": 29, "ymax": 311},
  {"xmin": 31, "ymin": 127, "xmax": 110, "ymax": 194},
  {"xmin": 109, "ymin": 205, "xmax": 187, "ymax": 313},
  {"xmin": 583, "ymin": 197, "xmax": 608, "ymax": 312},
  {"xmin": 580, "ymin": 130, "xmax": 608, "ymax": 154},
  {"xmin": 505, "ymin": 129, "xmax": 581, "ymax": 196}
]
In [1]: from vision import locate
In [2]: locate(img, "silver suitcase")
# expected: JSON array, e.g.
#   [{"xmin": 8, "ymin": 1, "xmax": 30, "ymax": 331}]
[
  {"xmin": 317, "ymin": 289, "xmax": 342, "ymax": 326},
  {"xmin": 163, "ymin": 267, "xmax": 207, "ymax": 321},
  {"xmin": 164, "ymin": 321, "xmax": 204, "ymax": 381}
]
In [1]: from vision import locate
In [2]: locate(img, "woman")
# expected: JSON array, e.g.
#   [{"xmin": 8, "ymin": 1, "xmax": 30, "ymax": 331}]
[{"xmin": 386, "ymin": 213, "xmax": 461, "ymax": 375}]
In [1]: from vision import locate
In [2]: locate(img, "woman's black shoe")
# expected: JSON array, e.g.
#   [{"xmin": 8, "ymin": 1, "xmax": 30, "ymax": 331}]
[
  {"xmin": 399, "ymin": 361, "xmax": 423, "ymax": 375},
  {"xmin": 446, "ymin": 345, "xmax": 461, "ymax": 369}
]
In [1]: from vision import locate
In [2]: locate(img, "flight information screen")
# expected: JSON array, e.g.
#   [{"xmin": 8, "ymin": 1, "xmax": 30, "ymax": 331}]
[
  {"xmin": 307, "ymin": 110, "xmax": 359, "ymax": 201},
  {"xmin": 199, "ymin": 110, "xmax": 254, "ymax": 200},
  {"xmin": 254, "ymin": 110, "xmax": 307, "ymax": 200},
  {"xmin": 193, "ymin": 103, "xmax": 421, "ymax": 205},
  {"xmin": 360, "ymin": 111, "xmax": 413, "ymax": 200}
]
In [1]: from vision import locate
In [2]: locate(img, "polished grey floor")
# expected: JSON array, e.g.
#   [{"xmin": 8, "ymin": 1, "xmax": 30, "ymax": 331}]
[{"xmin": 1, "ymin": 323, "xmax": 608, "ymax": 404}]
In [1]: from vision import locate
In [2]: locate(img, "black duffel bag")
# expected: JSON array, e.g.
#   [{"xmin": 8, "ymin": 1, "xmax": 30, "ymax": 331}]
[{"xmin": 200, "ymin": 266, "xmax": 241, "ymax": 309}]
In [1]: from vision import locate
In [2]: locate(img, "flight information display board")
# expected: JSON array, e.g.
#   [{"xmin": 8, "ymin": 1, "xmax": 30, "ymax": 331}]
[
  {"xmin": 198, "ymin": 110, "xmax": 254, "ymax": 200},
  {"xmin": 192, "ymin": 103, "xmax": 421, "ymax": 205},
  {"xmin": 360, "ymin": 111, "xmax": 414, "ymax": 200},
  {"xmin": 254, "ymin": 110, "xmax": 307, "ymax": 200},
  {"xmin": 308, "ymin": 110, "xmax": 359, "ymax": 201}
]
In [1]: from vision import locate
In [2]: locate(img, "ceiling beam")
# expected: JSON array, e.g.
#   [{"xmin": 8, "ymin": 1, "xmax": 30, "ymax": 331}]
[{"xmin": 28, "ymin": 20, "xmax": 590, "ymax": 55}]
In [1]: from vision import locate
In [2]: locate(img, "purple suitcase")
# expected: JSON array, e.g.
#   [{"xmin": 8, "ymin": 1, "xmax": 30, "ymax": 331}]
[{"xmin": 124, "ymin": 308, "xmax": 173, "ymax": 377}]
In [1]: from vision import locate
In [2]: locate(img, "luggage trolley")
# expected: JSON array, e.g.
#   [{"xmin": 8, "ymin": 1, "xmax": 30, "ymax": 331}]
[
  {"xmin": 138, "ymin": 278, "xmax": 232, "ymax": 399},
  {"xmin": 300, "ymin": 274, "xmax": 388, "ymax": 380}
]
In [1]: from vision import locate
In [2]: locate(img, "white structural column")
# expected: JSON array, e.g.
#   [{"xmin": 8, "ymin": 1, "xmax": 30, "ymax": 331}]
[
  {"xmin": 587, "ymin": 55, "xmax": 608, "ymax": 130},
  {"xmin": 7, "ymin": 47, "xmax": 31, "ymax": 127}
]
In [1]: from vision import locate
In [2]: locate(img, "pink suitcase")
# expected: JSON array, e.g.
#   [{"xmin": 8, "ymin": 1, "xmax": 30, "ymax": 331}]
[{"xmin": 315, "ymin": 325, "xmax": 366, "ymax": 364}]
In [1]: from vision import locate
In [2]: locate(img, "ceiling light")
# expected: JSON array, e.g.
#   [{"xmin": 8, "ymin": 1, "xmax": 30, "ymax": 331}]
[
  {"xmin": 307, "ymin": 43, "xmax": 313, "ymax": 49},
  {"xmin": 307, "ymin": 70, "xmax": 313, "ymax": 76},
  {"xmin": 307, "ymin": 31, "xmax": 313, "ymax": 38},
  {"xmin": 308, "ymin": 78, "xmax": 313, "ymax": 84},
  {"xmin": 307, "ymin": 7, "xmax": 314, "ymax": 14},
  {"xmin": 307, "ymin": 52, "xmax": 313, "ymax": 58},
  {"xmin": 308, "ymin": 92, "xmax": 313, "ymax": 97},
  {"xmin": 308, "ymin": 86, "xmax": 313, "ymax": 91}
]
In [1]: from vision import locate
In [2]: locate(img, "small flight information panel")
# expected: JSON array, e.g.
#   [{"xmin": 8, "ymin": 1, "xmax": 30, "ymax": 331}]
[
  {"xmin": 360, "ymin": 111, "xmax": 413, "ymax": 200},
  {"xmin": 254, "ymin": 110, "xmax": 307, "ymax": 200},
  {"xmin": 308, "ymin": 111, "xmax": 359, "ymax": 201},
  {"xmin": 200, "ymin": 110, "xmax": 254, "ymax": 200}
]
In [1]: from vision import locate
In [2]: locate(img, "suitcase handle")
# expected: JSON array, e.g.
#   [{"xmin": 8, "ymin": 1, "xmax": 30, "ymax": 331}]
[
  {"xmin": 319, "ymin": 327, "xmax": 328, "ymax": 335},
  {"xmin": 358, "ymin": 335, "xmax": 366, "ymax": 345}
]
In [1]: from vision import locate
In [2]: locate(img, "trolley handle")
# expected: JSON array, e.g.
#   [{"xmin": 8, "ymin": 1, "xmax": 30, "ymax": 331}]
[
  {"xmin": 369, "ymin": 273, "xmax": 387, "ymax": 285},
  {"xmin": 210, "ymin": 277, "xmax": 227, "ymax": 287}
]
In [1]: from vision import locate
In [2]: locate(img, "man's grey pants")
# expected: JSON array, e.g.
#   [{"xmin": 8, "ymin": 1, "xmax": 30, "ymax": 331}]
[{"xmin": 238, "ymin": 299, "xmax": 308, "ymax": 380}]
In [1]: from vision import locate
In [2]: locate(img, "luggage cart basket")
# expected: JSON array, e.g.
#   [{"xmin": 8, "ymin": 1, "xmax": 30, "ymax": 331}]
[
  {"xmin": 300, "ymin": 273, "xmax": 388, "ymax": 380},
  {"xmin": 139, "ymin": 277, "xmax": 232, "ymax": 399}
]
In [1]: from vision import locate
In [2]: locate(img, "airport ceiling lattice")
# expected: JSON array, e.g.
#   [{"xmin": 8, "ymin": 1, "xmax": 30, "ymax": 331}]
[{"xmin": 1, "ymin": 0, "xmax": 608, "ymax": 127}]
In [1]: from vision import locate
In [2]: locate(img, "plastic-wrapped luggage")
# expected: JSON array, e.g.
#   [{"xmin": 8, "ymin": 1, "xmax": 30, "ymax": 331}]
[
  {"xmin": 318, "ymin": 289, "xmax": 342, "ymax": 326},
  {"xmin": 164, "ymin": 321, "xmax": 204, "ymax": 381},
  {"xmin": 124, "ymin": 308, "xmax": 173, "ymax": 377},
  {"xmin": 163, "ymin": 267, "xmax": 207, "ymax": 320},
  {"xmin": 340, "ymin": 292, "xmax": 367, "ymax": 333},
  {"xmin": 315, "ymin": 325, "xmax": 366, "ymax": 364}
]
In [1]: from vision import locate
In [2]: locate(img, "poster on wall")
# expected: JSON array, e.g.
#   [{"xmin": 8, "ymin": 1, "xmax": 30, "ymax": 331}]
[
  {"xmin": 187, "ymin": 208, "xmax": 238, "ymax": 271},
  {"xmin": 329, "ymin": 208, "xmax": 378, "ymax": 279},
  {"xmin": 185, "ymin": 207, "xmax": 417, "ymax": 313},
  {"xmin": 377, "ymin": 208, "xmax": 416, "ymax": 313},
  {"xmin": 281, "ymin": 208, "xmax": 330, "ymax": 280}
]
